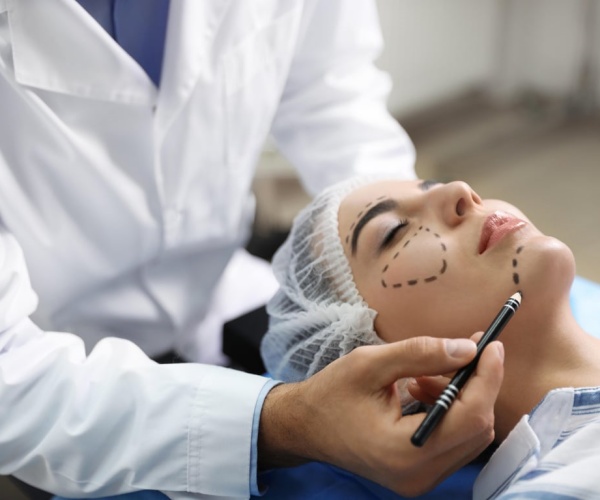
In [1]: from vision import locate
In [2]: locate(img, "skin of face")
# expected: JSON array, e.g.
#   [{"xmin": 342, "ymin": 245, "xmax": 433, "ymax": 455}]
[{"xmin": 338, "ymin": 179, "xmax": 575, "ymax": 344}]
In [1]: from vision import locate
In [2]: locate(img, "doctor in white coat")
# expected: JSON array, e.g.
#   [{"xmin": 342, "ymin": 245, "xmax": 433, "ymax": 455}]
[{"xmin": 0, "ymin": 1, "xmax": 504, "ymax": 499}]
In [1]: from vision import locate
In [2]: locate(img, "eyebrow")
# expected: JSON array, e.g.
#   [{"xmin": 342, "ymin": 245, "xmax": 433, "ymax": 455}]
[
  {"xmin": 350, "ymin": 181, "xmax": 440, "ymax": 256},
  {"xmin": 351, "ymin": 199, "xmax": 399, "ymax": 255}
]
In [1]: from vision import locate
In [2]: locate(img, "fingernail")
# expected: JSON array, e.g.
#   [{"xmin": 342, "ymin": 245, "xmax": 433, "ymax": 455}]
[
  {"xmin": 445, "ymin": 338, "xmax": 476, "ymax": 358},
  {"xmin": 496, "ymin": 342, "xmax": 505, "ymax": 361}
]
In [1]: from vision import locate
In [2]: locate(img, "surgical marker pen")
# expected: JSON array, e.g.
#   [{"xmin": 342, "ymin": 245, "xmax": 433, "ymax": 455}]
[{"xmin": 411, "ymin": 291, "xmax": 522, "ymax": 447}]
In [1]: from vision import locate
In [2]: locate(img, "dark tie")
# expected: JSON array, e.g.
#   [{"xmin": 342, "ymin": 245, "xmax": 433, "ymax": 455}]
[{"xmin": 77, "ymin": 0, "xmax": 170, "ymax": 87}]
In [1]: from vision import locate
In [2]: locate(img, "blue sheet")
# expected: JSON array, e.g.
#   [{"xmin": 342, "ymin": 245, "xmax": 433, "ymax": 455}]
[
  {"xmin": 254, "ymin": 460, "xmax": 482, "ymax": 500},
  {"xmin": 53, "ymin": 276, "xmax": 600, "ymax": 500}
]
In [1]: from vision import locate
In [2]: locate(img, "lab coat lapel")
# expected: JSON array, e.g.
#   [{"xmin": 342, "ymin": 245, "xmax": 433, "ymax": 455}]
[
  {"xmin": 7, "ymin": 0, "xmax": 157, "ymax": 105},
  {"xmin": 155, "ymin": 0, "xmax": 232, "ymax": 139}
]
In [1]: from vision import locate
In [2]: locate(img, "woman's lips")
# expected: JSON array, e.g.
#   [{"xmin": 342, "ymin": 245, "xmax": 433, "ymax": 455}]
[{"xmin": 479, "ymin": 212, "xmax": 527, "ymax": 254}]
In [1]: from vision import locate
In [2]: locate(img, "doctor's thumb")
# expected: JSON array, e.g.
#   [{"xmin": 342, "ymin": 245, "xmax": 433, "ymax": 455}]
[{"xmin": 367, "ymin": 337, "xmax": 478, "ymax": 386}]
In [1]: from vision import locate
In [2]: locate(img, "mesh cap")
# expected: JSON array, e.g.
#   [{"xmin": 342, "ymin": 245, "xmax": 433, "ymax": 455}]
[{"xmin": 261, "ymin": 175, "xmax": 387, "ymax": 382}]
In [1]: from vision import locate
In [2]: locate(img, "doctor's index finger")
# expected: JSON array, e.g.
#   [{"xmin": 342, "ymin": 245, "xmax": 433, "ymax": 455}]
[
  {"xmin": 456, "ymin": 341, "xmax": 504, "ymax": 406},
  {"xmin": 422, "ymin": 341, "xmax": 504, "ymax": 451}
]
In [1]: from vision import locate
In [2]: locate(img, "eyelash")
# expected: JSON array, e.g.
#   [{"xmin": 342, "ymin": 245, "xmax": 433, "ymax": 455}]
[{"xmin": 382, "ymin": 219, "xmax": 408, "ymax": 248}]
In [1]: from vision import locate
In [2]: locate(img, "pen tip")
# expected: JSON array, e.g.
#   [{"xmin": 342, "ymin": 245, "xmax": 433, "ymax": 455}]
[{"xmin": 511, "ymin": 291, "xmax": 522, "ymax": 304}]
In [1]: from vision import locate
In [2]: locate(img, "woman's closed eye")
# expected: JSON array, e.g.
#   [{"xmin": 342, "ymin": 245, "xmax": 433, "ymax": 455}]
[{"xmin": 380, "ymin": 220, "xmax": 408, "ymax": 251}]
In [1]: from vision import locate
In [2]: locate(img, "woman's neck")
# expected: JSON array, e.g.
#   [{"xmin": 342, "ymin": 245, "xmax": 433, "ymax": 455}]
[{"xmin": 494, "ymin": 301, "xmax": 600, "ymax": 441}]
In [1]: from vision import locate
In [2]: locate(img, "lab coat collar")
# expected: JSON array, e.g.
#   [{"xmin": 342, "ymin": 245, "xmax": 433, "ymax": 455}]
[
  {"xmin": 8, "ymin": 0, "xmax": 232, "ymax": 132},
  {"xmin": 7, "ymin": 0, "xmax": 157, "ymax": 105},
  {"xmin": 8, "ymin": 0, "xmax": 231, "ymax": 131}
]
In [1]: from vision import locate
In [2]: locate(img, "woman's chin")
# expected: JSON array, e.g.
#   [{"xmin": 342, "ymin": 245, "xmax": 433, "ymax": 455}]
[{"xmin": 516, "ymin": 236, "xmax": 575, "ymax": 304}]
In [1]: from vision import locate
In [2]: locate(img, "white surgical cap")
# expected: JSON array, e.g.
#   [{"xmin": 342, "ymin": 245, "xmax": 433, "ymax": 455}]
[{"xmin": 261, "ymin": 175, "xmax": 389, "ymax": 383}]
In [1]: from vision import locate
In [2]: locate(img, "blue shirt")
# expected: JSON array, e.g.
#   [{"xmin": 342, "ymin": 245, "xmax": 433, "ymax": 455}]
[{"xmin": 475, "ymin": 386, "xmax": 600, "ymax": 499}]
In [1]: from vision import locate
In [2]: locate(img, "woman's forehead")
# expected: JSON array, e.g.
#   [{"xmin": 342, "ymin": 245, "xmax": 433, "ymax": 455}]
[{"xmin": 341, "ymin": 179, "xmax": 420, "ymax": 211}]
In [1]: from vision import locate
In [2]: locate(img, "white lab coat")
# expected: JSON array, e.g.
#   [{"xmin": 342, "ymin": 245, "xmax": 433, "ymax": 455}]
[{"xmin": 0, "ymin": 0, "xmax": 415, "ymax": 498}]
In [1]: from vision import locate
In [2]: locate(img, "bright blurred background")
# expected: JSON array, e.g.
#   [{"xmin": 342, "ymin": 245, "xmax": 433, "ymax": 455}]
[{"xmin": 253, "ymin": 0, "xmax": 600, "ymax": 282}]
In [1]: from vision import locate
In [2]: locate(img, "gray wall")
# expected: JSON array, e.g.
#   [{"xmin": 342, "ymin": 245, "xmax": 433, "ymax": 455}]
[{"xmin": 376, "ymin": 0, "xmax": 600, "ymax": 116}]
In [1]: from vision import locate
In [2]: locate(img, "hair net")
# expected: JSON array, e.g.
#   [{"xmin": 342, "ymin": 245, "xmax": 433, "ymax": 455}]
[
  {"xmin": 261, "ymin": 175, "xmax": 386, "ymax": 382},
  {"xmin": 261, "ymin": 175, "xmax": 422, "ymax": 413}
]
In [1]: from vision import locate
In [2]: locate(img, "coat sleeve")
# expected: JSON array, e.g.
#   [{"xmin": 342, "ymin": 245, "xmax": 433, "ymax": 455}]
[
  {"xmin": 270, "ymin": 0, "xmax": 416, "ymax": 195},
  {"xmin": 0, "ymin": 226, "xmax": 270, "ymax": 499}
]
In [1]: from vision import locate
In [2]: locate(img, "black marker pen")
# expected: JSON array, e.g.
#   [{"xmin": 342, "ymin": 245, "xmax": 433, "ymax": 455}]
[{"xmin": 411, "ymin": 291, "xmax": 522, "ymax": 447}]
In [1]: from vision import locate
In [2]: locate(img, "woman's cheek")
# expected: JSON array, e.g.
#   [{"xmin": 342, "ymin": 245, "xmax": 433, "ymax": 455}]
[
  {"xmin": 379, "ymin": 226, "xmax": 449, "ymax": 291},
  {"xmin": 370, "ymin": 228, "xmax": 452, "ymax": 342}
]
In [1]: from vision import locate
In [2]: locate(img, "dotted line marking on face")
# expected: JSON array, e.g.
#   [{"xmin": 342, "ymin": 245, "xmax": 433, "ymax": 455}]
[
  {"xmin": 380, "ymin": 226, "xmax": 447, "ymax": 289},
  {"xmin": 345, "ymin": 196, "xmax": 390, "ymax": 246},
  {"xmin": 512, "ymin": 245, "xmax": 524, "ymax": 285}
]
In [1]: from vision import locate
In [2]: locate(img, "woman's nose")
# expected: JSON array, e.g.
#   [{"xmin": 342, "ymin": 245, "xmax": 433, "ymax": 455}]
[{"xmin": 430, "ymin": 181, "xmax": 482, "ymax": 226}]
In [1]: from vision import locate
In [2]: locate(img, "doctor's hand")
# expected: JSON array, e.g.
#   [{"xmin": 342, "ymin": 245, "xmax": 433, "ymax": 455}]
[{"xmin": 258, "ymin": 336, "xmax": 504, "ymax": 497}]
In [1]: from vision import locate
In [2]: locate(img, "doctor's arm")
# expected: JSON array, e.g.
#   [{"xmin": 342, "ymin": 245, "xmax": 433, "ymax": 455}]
[
  {"xmin": 270, "ymin": 0, "xmax": 416, "ymax": 195},
  {"xmin": 0, "ymin": 227, "xmax": 271, "ymax": 499}
]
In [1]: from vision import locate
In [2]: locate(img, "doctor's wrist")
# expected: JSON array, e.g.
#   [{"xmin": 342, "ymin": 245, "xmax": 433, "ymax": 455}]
[{"xmin": 257, "ymin": 381, "xmax": 315, "ymax": 470}]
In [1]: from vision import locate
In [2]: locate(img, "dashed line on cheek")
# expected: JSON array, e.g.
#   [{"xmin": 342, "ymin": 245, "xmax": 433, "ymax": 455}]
[
  {"xmin": 380, "ymin": 226, "xmax": 449, "ymax": 289},
  {"xmin": 512, "ymin": 246, "xmax": 525, "ymax": 285},
  {"xmin": 439, "ymin": 259, "xmax": 447, "ymax": 275}
]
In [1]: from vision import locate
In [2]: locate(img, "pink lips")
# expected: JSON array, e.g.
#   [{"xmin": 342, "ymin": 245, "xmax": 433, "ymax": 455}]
[{"xmin": 478, "ymin": 211, "xmax": 526, "ymax": 254}]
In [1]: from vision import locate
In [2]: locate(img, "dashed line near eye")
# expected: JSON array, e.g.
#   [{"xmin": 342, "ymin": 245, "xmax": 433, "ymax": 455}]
[{"xmin": 381, "ymin": 226, "xmax": 448, "ymax": 289}]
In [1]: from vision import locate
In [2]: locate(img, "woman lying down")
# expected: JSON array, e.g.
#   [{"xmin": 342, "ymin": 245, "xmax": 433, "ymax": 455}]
[{"xmin": 261, "ymin": 176, "xmax": 600, "ymax": 499}]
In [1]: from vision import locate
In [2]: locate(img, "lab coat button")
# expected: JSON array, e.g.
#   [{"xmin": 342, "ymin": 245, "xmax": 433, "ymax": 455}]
[
  {"xmin": 163, "ymin": 208, "xmax": 183, "ymax": 246},
  {"xmin": 164, "ymin": 208, "xmax": 182, "ymax": 227}
]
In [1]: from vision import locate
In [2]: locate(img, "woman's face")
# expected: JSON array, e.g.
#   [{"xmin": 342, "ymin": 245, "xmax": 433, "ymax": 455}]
[{"xmin": 338, "ymin": 179, "xmax": 574, "ymax": 342}]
